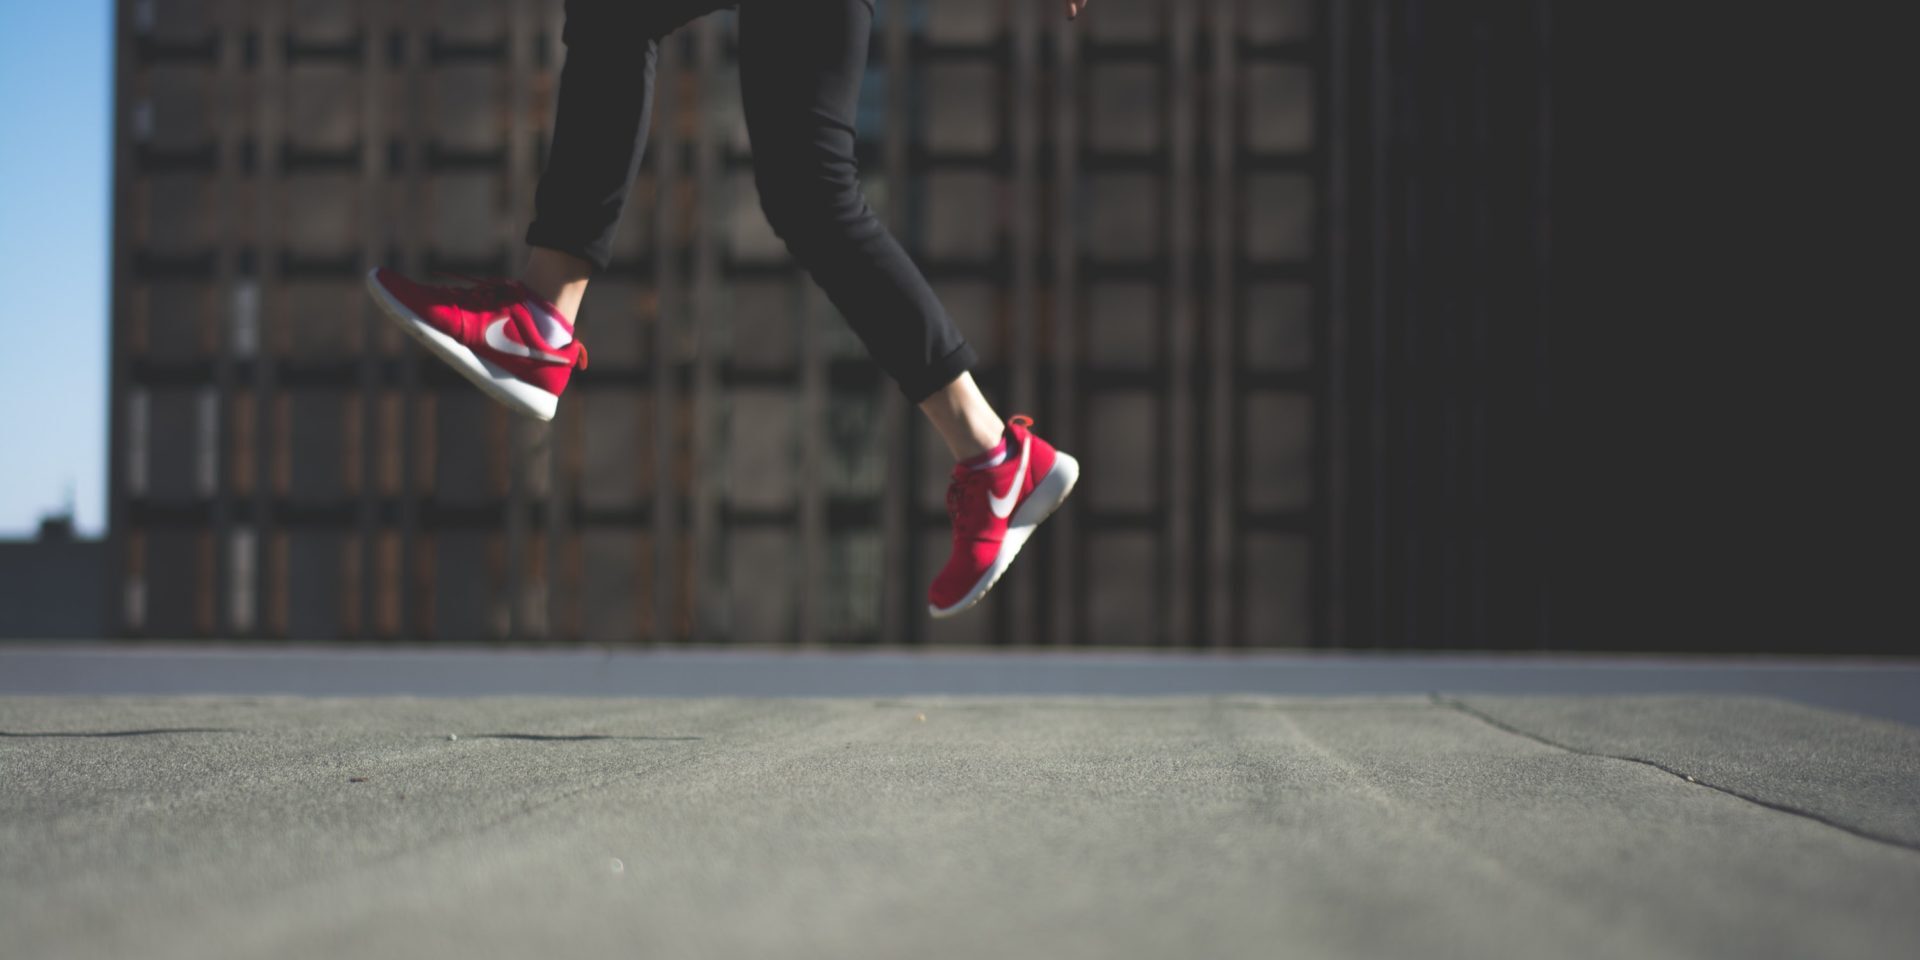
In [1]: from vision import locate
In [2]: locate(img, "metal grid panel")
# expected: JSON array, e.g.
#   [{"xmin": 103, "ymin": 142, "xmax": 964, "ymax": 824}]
[{"xmin": 110, "ymin": 0, "xmax": 1328, "ymax": 646}]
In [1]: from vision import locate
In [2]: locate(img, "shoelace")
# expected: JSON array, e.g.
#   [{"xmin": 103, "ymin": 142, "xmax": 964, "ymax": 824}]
[
  {"xmin": 945, "ymin": 467, "xmax": 997, "ymax": 534},
  {"xmin": 432, "ymin": 272, "xmax": 524, "ymax": 310},
  {"xmin": 431, "ymin": 272, "xmax": 589, "ymax": 370},
  {"xmin": 944, "ymin": 415, "xmax": 1036, "ymax": 534}
]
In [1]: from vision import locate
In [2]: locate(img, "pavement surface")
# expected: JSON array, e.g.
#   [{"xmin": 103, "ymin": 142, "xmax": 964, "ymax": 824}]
[
  {"xmin": 7, "ymin": 645, "xmax": 1920, "ymax": 726},
  {"xmin": 4, "ymin": 690, "xmax": 1918, "ymax": 960}
]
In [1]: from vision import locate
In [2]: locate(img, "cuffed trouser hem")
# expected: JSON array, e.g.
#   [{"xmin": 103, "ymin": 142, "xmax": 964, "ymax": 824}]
[
  {"xmin": 900, "ymin": 341, "xmax": 979, "ymax": 405},
  {"xmin": 524, "ymin": 222, "xmax": 614, "ymax": 274}
]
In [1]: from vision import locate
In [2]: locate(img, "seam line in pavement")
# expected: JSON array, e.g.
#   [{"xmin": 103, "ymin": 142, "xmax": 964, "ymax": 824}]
[
  {"xmin": 0, "ymin": 728, "xmax": 237, "ymax": 738},
  {"xmin": 1432, "ymin": 696, "xmax": 1920, "ymax": 855}
]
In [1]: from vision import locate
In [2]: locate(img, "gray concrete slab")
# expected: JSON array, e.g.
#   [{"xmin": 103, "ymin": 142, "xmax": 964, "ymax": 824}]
[
  {"xmin": 2, "ymin": 695, "xmax": 1916, "ymax": 960},
  {"xmin": 7, "ymin": 645, "xmax": 1920, "ymax": 727},
  {"xmin": 1452, "ymin": 695, "xmax": 1920, "ymax": 848}
]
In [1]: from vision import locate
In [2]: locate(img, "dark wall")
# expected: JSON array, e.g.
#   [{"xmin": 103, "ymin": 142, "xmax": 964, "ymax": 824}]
[
  {"xmin": 1324, "ymin": 1, "xmax": 1554, "ymax": 651},
  {"xmin": 1327, "ymin": 2, "xmax": 1910, "ymax": 656},
  {"xmin": 1551, "ymin": 5, "xmax": 1898, "ymax": 655},
  {"xmin": 1550, "ymin": 6, "xmax": 1911, "ymax": 657}
]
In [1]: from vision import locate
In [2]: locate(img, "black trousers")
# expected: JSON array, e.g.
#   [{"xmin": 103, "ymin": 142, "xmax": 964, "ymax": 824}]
[{"xmin": 525, "ymin": 0, "xmax": 977, "ymax": 402}]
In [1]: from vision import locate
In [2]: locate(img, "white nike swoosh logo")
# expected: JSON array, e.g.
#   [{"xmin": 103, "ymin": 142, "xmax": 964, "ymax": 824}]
[
  {"xmin": 988, "ymin": 434, "xmax": 1031, "ymax": 519},
  {"xmin": 524, "ymin": 300, "xmax": 574, "ymax": 348},
  {"xmin": 484, "ymin": 317, "xmax": 570, "ymax": 364}
]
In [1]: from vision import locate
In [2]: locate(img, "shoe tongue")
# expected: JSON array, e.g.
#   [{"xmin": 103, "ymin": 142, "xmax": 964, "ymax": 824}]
[
  {"xmin": 949, "ymin": 463, "xmax": 991, "ymax": 487},
  {"xmin": 523, "ymin": 296, "xmax": 574, "ymax": 348}
]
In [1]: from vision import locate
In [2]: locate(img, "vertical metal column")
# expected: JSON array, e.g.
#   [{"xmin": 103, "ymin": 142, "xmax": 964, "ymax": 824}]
[
  {"xmin": 251, "ymin": 0, "xmax": 285, "ymax": 635},
  {"xmin": 539, "ymin": 0, "xmax": 570, "ymax": 643},
  {"xmin": 1049, "ymin": 2, "xmax": 1082, "ymax": 647},
  {"xmin": 1467, "ymin": 11, "xmax": 1491, "ymax": 648},
  {"xmin": 1165, "ymin": 0, "xmax": 1197, "ymax": 647},
  {"xmin": 1007, "ymin": 0, "xmax": 1040, "ymax": 645},
  {"xmin": 213, "ymin": 0, "xmax": 245, "ymax": 636},
  {"xmin": 1321, "ymin": 0, "xmax": 1351, "ymax": 647},
  {"xmin": 357, "ymin": 0, "xmax": 390, "ymax": 639},
  {"xmin": 650, "ymin": 33, "xmax": 681, "ymax": 645},
  {"xmin": 878, "ymin": 0, "xmax": 911, "ymax": 645},
  {"xmin": 1366, "ymin": 0, "xmax": 1392, "ymax": 647},
  {"xmin": 797, "ymin": 294, "xmax": 825, "ymax": 646},
  {"xmin": 1205, "ymin": 0, "xmax": 1237, "ymax": 647},
  {"xmin": 504, "ymin": 0, "xmax": 535, "ymax": 641},
  {"xmin": 1395, "ymin": 0, "xmax": 1420, "ymax": 649},
  {"xmin": 1532, "ymin": 1, "xmax": 1553, "ymax": 649},
  {"xmin": 397, "ymin": 0, "xmax": 427, "ymax": 639},
  {"xmin": 689, "ymin": 15, "xmax": 725, "ymax": 644}
]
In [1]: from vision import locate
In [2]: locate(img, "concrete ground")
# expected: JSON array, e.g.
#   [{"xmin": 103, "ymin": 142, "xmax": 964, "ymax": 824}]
[
  {"xmin": 4, "ymin": 668, "xmax": 1918, "ymax": 959},
  {"xmin": 8, "ymin": 645, "xmax": 1920, "ymax": 726}
]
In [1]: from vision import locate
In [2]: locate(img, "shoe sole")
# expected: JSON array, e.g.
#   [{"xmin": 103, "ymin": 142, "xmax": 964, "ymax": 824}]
[
  {"xmin": 364, "ymin": 269, "xmax": 560, "ymax": 422},
  {"xmin": 928, "ymin": 451, "xmax": 1080, "ymax": 619}
]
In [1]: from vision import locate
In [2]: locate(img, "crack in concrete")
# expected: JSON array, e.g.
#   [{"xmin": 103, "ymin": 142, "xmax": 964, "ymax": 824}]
[
  {"xmin": 1432, "ymin": 695, "xmax": 1920, "ymax": 855},
  {"xmin": 0, "ymin": 728, "xmax": 236, "ymax": 738}
]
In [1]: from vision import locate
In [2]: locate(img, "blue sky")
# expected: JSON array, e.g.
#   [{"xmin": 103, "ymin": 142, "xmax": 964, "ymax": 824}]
[{"xmin": 0, "ymin": 2, "xmax": 110, "ymax": 537}]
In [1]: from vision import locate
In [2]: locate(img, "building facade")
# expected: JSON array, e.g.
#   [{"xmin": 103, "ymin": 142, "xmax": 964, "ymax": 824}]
[{"xmin": 109, "ymin": 0, "xmax": 1333, "ymax": 645}]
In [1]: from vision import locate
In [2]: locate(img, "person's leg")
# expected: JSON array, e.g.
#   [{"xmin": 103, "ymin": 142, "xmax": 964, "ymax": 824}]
[
  {"xmin": 737, "ymin": 0, "xmax": 1000, "ymax": 460},
  {"xmin": 522, "ymin": 0, "xmax": 729, "ymax": 318},
  {"xmin": 918, "ymin": 372, "xmax": 1005, "ymax": 462},
  {"xmin": 366, "ymin": 0, "xmax": 733, "ymax": 421},
  {"xmin": 522, "ymin": 249, "xmax": 594, "ymax": 322}
]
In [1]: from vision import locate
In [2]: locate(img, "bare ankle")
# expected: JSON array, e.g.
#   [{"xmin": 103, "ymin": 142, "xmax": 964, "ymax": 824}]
[
  {"xmin": 520, "ymin": 247, "xmax": 593, "ymax": 320},
  {"xmin": 919, "ymin": 372, "xmax": 1004, "ymax": 461}
]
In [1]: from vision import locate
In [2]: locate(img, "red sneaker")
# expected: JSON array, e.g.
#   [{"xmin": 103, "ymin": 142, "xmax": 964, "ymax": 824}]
[
  {"xmin": 365, "ymin": 268, "xmax": 587, "ymax": 421},
  {"xmin": 929, "ymin": 415, "xmax": 1080, "ymax": 618}
]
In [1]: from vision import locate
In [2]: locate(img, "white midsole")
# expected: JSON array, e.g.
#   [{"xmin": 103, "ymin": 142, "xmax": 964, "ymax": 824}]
[
  {"xmin": 364, "ymin": 269, "xmax": 560, "ymax": 422},
  {"xmin": 929, "ymin": 451, "xmax": 1081, "ymax": 619}
]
